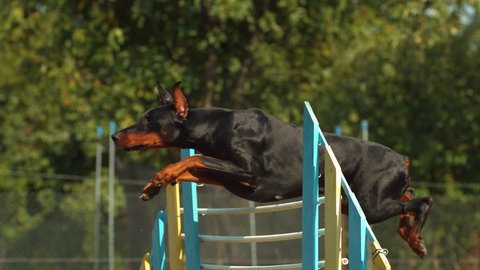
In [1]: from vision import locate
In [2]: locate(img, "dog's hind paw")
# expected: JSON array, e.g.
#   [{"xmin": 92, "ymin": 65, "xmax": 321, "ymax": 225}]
[{"xmin": 409, "ymin": 237, "xmax": 428, "ymax": 258}]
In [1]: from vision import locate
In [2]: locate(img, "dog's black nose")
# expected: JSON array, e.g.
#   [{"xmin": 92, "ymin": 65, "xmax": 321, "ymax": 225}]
[{"xmin": 111, "ymin": 132, "xmax": 121, "ymax": 142}]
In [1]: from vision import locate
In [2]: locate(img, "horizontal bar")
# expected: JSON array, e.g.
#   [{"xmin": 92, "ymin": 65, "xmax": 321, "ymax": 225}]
[
  {"xmin": 181, "ymin": 197, "xmax": 325, "ymax": 216},
  {"xmin": 201, "ymin": 260, "xmax": 325, "ymax": 270},
  {"xmin": 181, "ymin": 229, "xmax": 325, "ymax": 244}
]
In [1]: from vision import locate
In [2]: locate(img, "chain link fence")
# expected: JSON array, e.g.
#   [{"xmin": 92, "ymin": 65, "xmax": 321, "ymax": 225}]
[{"xmin": 0, "ymin": 175, "xmax": 479, "ymax": 270}]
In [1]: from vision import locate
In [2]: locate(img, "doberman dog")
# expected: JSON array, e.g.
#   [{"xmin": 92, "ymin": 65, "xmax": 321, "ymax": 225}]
[{"xmin": 112, "ymin": 82, "xmax": 433, "ymax": 258}]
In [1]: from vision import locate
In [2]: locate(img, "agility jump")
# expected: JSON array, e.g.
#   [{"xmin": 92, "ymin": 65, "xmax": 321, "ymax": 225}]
[{"xmin": 138, "ymin": 102, "xmax": 391, "ymax": 270}]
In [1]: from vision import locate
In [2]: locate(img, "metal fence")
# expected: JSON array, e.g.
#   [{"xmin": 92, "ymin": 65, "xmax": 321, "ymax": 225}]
[{"xmin": 0, "ymin": 175, "xmax": 479, "ymax": 270}]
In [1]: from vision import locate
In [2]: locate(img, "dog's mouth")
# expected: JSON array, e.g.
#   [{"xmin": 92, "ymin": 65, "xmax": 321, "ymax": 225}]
[
  {"xmin": 124, "ymin": 143, "xmax": 164, "ymax": 151},
  {"xmin": 125, "ymin": 144, "xmax": 149, "ymax": 151}
]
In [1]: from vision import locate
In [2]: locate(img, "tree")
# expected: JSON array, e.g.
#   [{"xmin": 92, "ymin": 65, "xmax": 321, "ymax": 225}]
[{"xmin": 0, "ymin": 1, "xmax": 479, "ymax": 268}]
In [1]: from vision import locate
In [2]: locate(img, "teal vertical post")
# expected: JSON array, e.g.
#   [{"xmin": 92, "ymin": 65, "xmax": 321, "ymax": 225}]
[
  {"xmin": 348, "ymin": 193, "xmax": 367, "ymax": 270},
  {"xmin": 248, "ymin": 200, "xmax": 258, "ymax": 266},
  {"xmin": 151, "ymin": 211, "xmax": 167, "ymax": 270},
  {"xmin": 181, "ymin": 148, "xmax": 200, "ymax": 270},
  {"xmin": 335, "ymin": 125, "xmax": 342, "ymax": 135},
  {"xmin": 339, "ymin": 172, "xmax": 369, "ymax": 269},
  {"xmin": 94, "ymin": 126, "xmax": 103, "ymax": 270},
  {"xmin": 108, "ymin": 122, "xmax": 116, "ymax": 270},
  {"xmin": 302, "ymin": 102, "xmax": 320, "ymax": 270},
  {"xmin": 361, "ymin": 120, "xmax": 369, "ymax": 141}
]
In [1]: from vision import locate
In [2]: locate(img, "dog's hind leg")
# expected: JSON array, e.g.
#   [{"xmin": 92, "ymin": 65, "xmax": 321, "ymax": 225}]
[
  {"xmin": 398, "ymin": 187, "xmax": 415, "ymax": 241},
  {"xmin": 364, "ymin": 188, "xmax": 433, "ymax": 258},
  {"xmin": 403, "ymin": 195, "xmax": 433, "ymax": 258}
]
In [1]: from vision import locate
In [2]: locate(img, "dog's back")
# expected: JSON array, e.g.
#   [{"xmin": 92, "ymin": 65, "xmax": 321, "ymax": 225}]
[
  {"xmin": 191, "ymin": 108, "xmax": 304, "ymax": 202},
  {"xmin": 196, "ymin": 109, "xmax": 410, "ymax": 207}
]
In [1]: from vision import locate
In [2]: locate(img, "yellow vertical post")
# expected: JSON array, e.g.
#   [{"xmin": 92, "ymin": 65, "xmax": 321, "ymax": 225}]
[
  {"xmin": 324, "ymin": 145, "xmax": 342, "ymax": 270},
  {"xmin": 139, "ymin": 253, "xmax": 151, "ymax": 270},
  {"xmin": 166, "ymin": 184, "xmax": 184, "ymax": 270},
  {"xmin": 371, "ymin": 242, "xmax": 392, "ymax": 270}
]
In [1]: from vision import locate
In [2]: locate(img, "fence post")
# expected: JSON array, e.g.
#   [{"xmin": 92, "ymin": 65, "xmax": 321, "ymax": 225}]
[
  {"xmin": 361, "ymin": 120, "xmax": 369, "ymax": 141},
  {"xmin": 335, "ymin": 125, "xmax": 343, "ymax": 135},
  {"xmin": 108, "ymin": 122, "xmax": 116, "ymax": 270},
  {"xmin": 94, "ymin": 126, "xmax": 103, "ymax": 270},
  {"xmin": 248, "ymin": 200, "xmax": 258, "ymax": 266}
]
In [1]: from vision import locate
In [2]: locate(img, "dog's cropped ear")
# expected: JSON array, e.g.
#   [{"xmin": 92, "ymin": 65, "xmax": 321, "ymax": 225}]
[
  {"xmin": 172, "ymin": 81, "xmax": 188, "ymax": 120},
  {"xmin": 156, "ymin": 81, "xmax": 173, "ymax": 105}
]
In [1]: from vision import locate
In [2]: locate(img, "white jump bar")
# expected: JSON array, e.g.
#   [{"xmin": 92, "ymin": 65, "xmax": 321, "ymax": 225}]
[
  {"xmin": 181, "ymin": 197, "xmax": 325, "ymax": 216},
  {"xmin": 200, "ymin": 260, "xmax": 325, "ymax": 270},
  {"xmin": 181, "ymin": 229, "xmax": 325, "ymax": 244}
]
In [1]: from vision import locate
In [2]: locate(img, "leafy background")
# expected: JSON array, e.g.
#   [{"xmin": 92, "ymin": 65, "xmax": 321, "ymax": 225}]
[{"xmin": 0, "ymin": 1, "xmax": 479, "ymax": 269}]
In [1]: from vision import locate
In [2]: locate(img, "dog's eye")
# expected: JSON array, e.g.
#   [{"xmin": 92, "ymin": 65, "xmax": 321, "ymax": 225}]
[{"xmin": 143, "ymin": 113, "xmax": 151, "ymax": 123}]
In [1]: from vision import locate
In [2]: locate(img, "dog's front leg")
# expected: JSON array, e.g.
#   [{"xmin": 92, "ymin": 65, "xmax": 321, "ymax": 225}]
[
  {"xmin": 141, "ymin": 156, "xmax": 223, "ymax": 201},
  {"xmin": 140, "ymin": 169, "xmax": 218, "ymax": 201},
  {"xmin": 139, "ymin": 157, "xmax": 204, "ymax": 201},
  {"xmin": 150, "ymin": 156, "xmax": 207, "ymax": 186},
  {"xmin": 140, "ymin": 156, "xmax": 255, "ymax": 201}
]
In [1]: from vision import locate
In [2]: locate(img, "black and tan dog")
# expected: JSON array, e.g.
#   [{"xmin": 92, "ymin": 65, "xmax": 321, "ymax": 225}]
[{"xmin": 112, "ymin": 82, "xmax": 433, "ymax": 257}]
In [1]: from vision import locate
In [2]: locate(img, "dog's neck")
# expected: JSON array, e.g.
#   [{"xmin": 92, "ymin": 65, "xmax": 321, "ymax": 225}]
[{"xmin": 176, "ymin": 108, "xmax": 231, "ymax": 155}]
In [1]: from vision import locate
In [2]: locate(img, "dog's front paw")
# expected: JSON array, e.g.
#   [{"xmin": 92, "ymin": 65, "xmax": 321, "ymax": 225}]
[{"xmin": 140, "ymin": 182, "xmax": 162, "ymax": 201}]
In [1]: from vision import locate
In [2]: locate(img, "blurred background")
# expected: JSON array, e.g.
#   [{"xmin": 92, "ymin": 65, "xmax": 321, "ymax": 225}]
[{"xmin": 1, "ymin": 0, "xmax": 479, "ymax": 269}]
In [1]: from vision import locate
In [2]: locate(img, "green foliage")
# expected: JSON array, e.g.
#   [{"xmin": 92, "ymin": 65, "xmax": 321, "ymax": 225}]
[
  {"xmin": 60, "ymin": 174, "xmax": 125, "ymax": 255},
  {"xmin": 0, "ymin": 0, "xmax": 479, "ymax": 266}
]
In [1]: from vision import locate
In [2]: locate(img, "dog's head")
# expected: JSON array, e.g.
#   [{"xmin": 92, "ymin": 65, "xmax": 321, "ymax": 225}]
[{"xmin": 111, "ymin": 81, "xmax": 188, "ymax": 151}]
